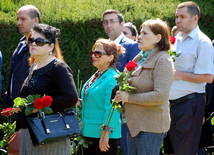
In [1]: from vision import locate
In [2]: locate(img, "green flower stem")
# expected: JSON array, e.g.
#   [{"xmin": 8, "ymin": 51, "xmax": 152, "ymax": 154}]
[
  {"xmin": 81, "ymin": 146, "xmax": 83, "ymax": 155},
  {"xmin": 7, "ymin": 116, "xmax": 9, "ymax": 125},
  {"xmin": 101, "ymin": 107, "xmax": 115, "ymax": 143},
  {"xmin": 123, "ymin": 71, "xmax": 130, "ymax": 83},
  {"xmin": 99, "ymin": 107, "xmax": 114, "ymax": 138}
]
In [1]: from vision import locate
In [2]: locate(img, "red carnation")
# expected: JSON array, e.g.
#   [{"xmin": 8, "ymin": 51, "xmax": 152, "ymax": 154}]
[
  {"xmin": 1, "ymin": 107, "xmax": 14, "ymax": 116},
  {"xmin": 34, "ymin": 98, "xmax": 44, "ymax": 109},
  {"xmin": 125, "ymin": 61, "xmax": 138, "ymax": 71},
  {"xmin": 43, "ymin": 95, "xmax": 53, "ymax": 107},
  {"xmin": 169, "ymin": 36, "xmax": 176, "ymax": 44}
]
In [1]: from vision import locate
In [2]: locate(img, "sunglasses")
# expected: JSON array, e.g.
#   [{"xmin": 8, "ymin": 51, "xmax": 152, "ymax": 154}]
[
  {"xmin": 28, "ymin": 37, "xmax": 51, "ymax": 46},
  {"xmin": 90, "ymin": 51, "xmax": 107, "ymax": 58}
]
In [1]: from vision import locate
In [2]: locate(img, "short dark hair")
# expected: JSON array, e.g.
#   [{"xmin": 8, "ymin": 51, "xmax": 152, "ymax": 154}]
[
  {"xmin": 141, "ymin": 19, "xmax": 170, "ymax": 51},
  {"xmin": 103, "ymin": 9, "xmax": 124, "ymax": 24},
  {"xmin": 177, "ymin": 1, "xmax": 200, "ymax": 18}
]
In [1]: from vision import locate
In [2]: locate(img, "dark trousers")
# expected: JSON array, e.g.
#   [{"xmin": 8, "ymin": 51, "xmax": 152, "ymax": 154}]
[
  {"xmin": 120, "ymin": 123, "xmax": 128, "ymax": 155},
  {"xmin": 169, "ymin": 94, "xmax": 205, "ymax": 155},
  {"xmin": 81, "ymin": 137, "xmax": 119, "ymax": 155}
]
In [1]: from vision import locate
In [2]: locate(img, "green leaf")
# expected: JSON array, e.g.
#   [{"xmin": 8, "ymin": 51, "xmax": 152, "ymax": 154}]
[
  {"xmin": 128, "ymin": 86, "xmax": 137, "ymax": 90},
  {"xmin": 27, "ymin": 95, "xmax": 34, "ymax": 103},
  {"xmin": 13, "ymin": 97, "xmax": 26, "ymax": 107},
  {"xmin": 25, "ymin": 105, "xmax": 34, "ymax": 116},
  {"xmin": 33, "ymin": 94, "xmax": 41, "ymax": 100},
  {"xmin": 114, "ymin": 72, "xmax": 124, "ymax": 82},
  {"xmin": 42, "ymin": 107, "xmax": 53, "ymax": 114},
  {"xmin": 78, "ymin": 138, "xmax": 84, "ymax": 145},
  {"xmin": 82, "ymin": 143, "xmax": 89, "ymax": 148},
  {"xmin": 116, "ymin": 106, "xmax": 124, "ymax": 113}
]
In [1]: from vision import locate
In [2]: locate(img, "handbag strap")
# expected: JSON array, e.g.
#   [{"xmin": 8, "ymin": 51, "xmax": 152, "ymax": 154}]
[
  {"xmin": 41, "ymin": 112, "xmax": 51, "ymax": 134},
  {"xmin": 40, "ymin": 111, "xmax": 71, "ymax": 134}
]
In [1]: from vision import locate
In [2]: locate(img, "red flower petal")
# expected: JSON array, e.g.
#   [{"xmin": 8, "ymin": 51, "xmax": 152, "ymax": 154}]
[
  {"xmin": 34, "ymin": 98, "xmax": 44, "ymax": 109},
  {"xmin": 43, "ymin": 95, "xmax": 53, "ymax": 107},
  {"xmin": 125, "ymin": 61, "xmax": 138, "ymax": 71},
  {"xmin": 1, "ymin": 107, "xmax": 14, "ymax": 116},
  {"xmin": 169, "ymin": 36, "xmax": 176, "ymax": 44}
]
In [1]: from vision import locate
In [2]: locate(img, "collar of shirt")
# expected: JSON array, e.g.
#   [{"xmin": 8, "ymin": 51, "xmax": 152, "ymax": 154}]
[
  {"xmin": 112, "ymin": 33, "xmax": 124, "ymax": 44},
  {"xmin": 17, "ymin": 36, "xmax": 27, "ymax": 55},
  {"xmin": 177, "ymin": 25, "xmax": 199, "ymax": 41}
]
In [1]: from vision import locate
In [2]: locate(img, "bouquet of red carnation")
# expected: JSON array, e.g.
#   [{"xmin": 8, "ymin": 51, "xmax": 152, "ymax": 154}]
[
  {"xmin": 169, "ymin": 36, "xmax": 176, "ymax": 45},
  {"xmin": 13, "ymin": 94, "xmax": 53, "ymax": 116},
  {"xmin": 0, "ymin": 108, "xmax": 16, "ymax": 151},
  {"xmin": 100, "ymin": 61, "xmax": 138, "ymax": 141}
]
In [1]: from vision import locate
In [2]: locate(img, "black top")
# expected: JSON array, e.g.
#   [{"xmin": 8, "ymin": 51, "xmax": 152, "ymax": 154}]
[{"xmin": 16, "ymin": 59, "xmax": 78, "ymax": 130}]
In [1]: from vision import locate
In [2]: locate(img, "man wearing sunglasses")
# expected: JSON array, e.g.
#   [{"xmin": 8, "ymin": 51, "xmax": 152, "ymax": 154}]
[
  {"xmin": 102, "ymin": 9, "xmax": 140, "ymax": 155},
  {"xmin": 3, "ymin": 5, "xmax": 40, "ymax": 122}
]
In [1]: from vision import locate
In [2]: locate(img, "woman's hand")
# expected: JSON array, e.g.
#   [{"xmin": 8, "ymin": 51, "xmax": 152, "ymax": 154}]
[
  {"xmin": 32, "ymin": 109, "xmax": 39, "ymax": 113},
  {"xmin": 99, "ymin": 130, "xmax": 110, "ymax": 152},
  {"xmin": 75, "ymin": 98, "xmax": 82, "ymax": 107},
  {"xmin": 114, "ymin": 91, "xmax": 129, "ymax": 102},
  {"xmin": 13, "ymin": 107, "xmax": 22, "ymax": 113}
]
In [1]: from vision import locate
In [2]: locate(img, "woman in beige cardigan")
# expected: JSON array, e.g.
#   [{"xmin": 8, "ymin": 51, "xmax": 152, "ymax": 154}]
[{"xmin": 114, "ymin": 19, "xmax": 174, "ymax": 155}]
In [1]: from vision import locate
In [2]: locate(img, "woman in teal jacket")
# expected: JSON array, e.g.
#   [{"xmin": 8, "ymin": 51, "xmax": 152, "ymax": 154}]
[{"xmin": 80, "ymin": 39, "xmax": 124, "ymax": 155}]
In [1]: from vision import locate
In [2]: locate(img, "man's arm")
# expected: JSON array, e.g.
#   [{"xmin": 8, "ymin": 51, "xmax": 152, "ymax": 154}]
[{"xmin": 174, "ymin": 70, "xmax": 214, "ymax": 83}]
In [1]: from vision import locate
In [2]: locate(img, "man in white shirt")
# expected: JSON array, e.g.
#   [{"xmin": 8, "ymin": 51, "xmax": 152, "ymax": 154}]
[{"xmin": 168, "ymin": 2, "xmax": 214, "ymax": 155}]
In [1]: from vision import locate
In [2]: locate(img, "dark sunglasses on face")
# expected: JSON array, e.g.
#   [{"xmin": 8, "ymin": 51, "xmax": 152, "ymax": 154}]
[
  {"xmin": 28, "ymin": 37, "xmax": 51, "ymax": 46},
  {"xmin": 90, "ymin": 51, "xmax": 107, "ymax": 58}
]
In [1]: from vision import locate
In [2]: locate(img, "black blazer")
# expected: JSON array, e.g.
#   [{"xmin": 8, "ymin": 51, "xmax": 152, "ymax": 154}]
[{"xmin": 3, "ymin": 37, "xmax": 30, "ymax": 109}]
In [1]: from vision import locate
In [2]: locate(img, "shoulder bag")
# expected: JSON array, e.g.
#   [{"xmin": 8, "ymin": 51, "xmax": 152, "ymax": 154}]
[{"xmin": 28, "ymin": 109, "xmax": 80, "ymax": 146}]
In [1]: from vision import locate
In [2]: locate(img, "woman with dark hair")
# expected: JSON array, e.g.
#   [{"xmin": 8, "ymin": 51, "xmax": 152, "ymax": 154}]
[
  {"xmin": 122, "ymin": 22, "xmax": 138, "ymax": 41},
  {"xmin": 114, "ymin": 19, "xmax": 174, "ymax": 155},
  {"xmin": 77, "ymin": 39, "xmax": 124, "ymax": 155},
  {"xmin": 14, "ymin": 23, "xmax": 78, "ymax": 155}
]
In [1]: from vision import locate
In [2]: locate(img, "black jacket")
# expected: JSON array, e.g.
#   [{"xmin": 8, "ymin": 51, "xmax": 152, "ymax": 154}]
[{"xmin": 3, "ymin": 37, "xmax": 30, "ymax": 110}]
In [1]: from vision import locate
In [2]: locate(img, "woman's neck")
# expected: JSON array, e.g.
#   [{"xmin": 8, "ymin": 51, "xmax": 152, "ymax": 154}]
[{"xmin": 35, "ymin": 55, "xmax": 55, "ymax": 69}]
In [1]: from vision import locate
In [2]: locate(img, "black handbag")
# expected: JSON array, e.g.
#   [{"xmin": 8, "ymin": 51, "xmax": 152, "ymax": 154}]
[{"xmin": 27, "ymin": 109, "xmax": 80, "ymax": 146}]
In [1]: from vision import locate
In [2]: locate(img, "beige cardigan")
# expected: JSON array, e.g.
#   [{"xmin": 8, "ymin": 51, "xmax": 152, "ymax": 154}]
[{"xmin": 125, "ymin": 47, "xmax": 174, "ymax": 137}]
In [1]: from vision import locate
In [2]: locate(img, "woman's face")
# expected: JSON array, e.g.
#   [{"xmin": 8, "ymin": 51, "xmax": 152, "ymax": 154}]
[
  {"xmin": 122, "ymin": 26, "xmax": 135, "ymax": 41},
  {"xmin": 138, "ymin": 24, "xmax": 160, "ymax": 52},
  {"xmin": 29, "ymin": 32, "xmax": 53, "ymax": 59},
  {"xmin": 91, "ymin": 44, "xmax": 113, "ymax": 71}
]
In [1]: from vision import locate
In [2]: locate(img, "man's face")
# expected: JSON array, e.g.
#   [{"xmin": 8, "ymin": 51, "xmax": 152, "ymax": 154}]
[
  {"xmin": 175, "ymin": 7, "xmax": 195, "ymax": 35},
  {"xmin": 103, "ymin": 13, "xmax": 123, "ymax": 40},
  {"xmin": 17, "ymin": 9, "xmax": 34, "ymax": 37}
]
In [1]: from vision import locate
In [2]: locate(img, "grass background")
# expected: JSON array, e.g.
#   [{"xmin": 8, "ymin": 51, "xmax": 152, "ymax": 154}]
[{"xmin": 0, "ymin": 0, "xmax": 214, "ymax": 152}]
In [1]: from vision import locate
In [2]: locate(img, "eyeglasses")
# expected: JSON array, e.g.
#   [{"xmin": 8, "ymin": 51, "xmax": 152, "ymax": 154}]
[
  {"xmin": 28, "ymin": 37, "xmax": 51, "ymax": 46},
  {"xmin": 102, "ymin": 19, "xmax": 119, "ymax": 26},
  {"xmin": 90, "ymin": 51, "xmax": 107, "ymax": 58}
]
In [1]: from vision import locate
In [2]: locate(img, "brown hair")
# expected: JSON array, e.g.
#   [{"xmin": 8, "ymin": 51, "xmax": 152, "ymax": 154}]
[
  {"xmin": 171, "ymin": 25, "xmax": 178, "ymax": 36},
  {"xmin": 27, "ymin": 24, "xmax": 64, "ymax": 66},
  {"xmin": 92, "ymin": 38, "xmax": 125, "ymax": 67},
  {"xmin": 103, "ymin": 9, "xmax": 124, "ymax": 24},
  {"xmin": 177, "ymin": 1, "xmax": 200, "ymax": 18},
  {"xmin": 140, "ymin": 19, "xmax": 170, "ymax": 51},
  {"xmin": 124, "ymin": 22, "xmax": 139, "ymax": 41}
]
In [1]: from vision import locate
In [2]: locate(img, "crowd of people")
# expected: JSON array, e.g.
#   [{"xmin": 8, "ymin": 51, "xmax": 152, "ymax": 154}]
[{"xmin": 1, "ymin": 1, "xmax": 214, "ymax": 155}]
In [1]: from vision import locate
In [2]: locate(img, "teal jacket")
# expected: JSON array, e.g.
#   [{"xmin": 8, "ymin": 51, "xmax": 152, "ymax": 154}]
[{"xmin": 81, "ymin": 68, "xmax": 121, "ymax": 139}]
